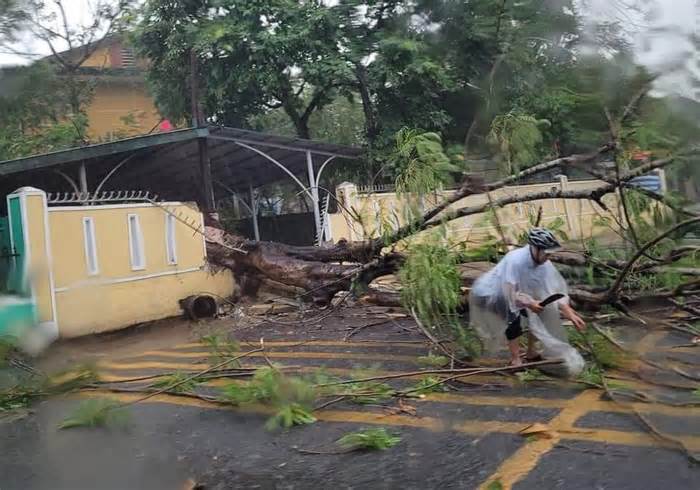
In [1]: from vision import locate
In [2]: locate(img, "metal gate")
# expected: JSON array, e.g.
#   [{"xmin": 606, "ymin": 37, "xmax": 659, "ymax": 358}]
[
  {"xmin": 1, "ymin": 196, "xmax": 26, "ymax": 295},
  {"xmin": 0, "ymin": 196, "xmax": 36, "ymax": 338}
]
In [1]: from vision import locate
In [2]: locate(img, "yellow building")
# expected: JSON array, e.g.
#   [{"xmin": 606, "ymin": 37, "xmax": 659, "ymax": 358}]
[
  {"xmin": 4, "ymin": 187, "xmax": 235, "ymax": 339},
  {"xmin": 61, "ymin": 35, "xmax": 163, "ymax": 139}
]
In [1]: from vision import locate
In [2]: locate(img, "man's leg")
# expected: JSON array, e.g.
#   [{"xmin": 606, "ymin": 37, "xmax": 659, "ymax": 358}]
[
  {"xmin": 505, "ymin": 311, "xmax": 524, "ymax": 366},
  {"xmin": 507, "ymin": 338, "xmax": 522, "ymax": 366}
]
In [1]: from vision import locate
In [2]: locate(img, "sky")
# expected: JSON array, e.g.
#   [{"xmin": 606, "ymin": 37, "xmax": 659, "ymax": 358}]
[{"xmin": 1, "ymin": 0, "xmax": 698, "ymax": 96}]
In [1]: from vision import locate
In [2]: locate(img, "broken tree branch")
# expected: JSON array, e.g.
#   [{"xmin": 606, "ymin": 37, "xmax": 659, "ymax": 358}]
[
  {"xmin": 116, "ymin": 347, "xmax": 264, "ymax": 408},
  {"xmin": 315, "ymin": 359, "xmax": 563, "ymax": 388},
  {"xmin": 590, "ymin": 323, "xmax": 627, "ymax": 352},
  {"xmin": 409, "ymin": 308, "xmax": 462, "ymax": 368},
  {"xmin": 343, "ymin": 318, "xmax": 393, "ymax": 341},
  {"xmin": 608, "ymin": 216, "xmax": 700, "ymax": 299},
  {"xmin": 384, "ymin": 145, "xmax": 613, "ymax": 248},
  {"xmin": 572, "ymin": 152, "xmax": 700, "ymax": 219}
]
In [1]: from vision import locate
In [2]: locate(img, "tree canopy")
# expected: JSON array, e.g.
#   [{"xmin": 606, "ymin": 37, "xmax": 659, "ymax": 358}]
[
  {"xmin": 0, "ymin": 0, "xmax": 697, "ymax": 200},
  {"xmin": 133, "ymin": 0, "xmax": 677, "ymax": 172}
]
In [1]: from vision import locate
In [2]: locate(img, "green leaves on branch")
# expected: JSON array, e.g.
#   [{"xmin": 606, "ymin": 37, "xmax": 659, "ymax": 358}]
[
  {"xmin": 265, "ymin": 403, "xmax": 317, "ymax": 430},
  {"xmin": 200, "ymin": 334, "xmax": 240, "ymax": 366},
  {"xmin": 392, "ymin": 129, "xmax": 460, "ymax": 195},
  {"xmin": 58, "ymin": 399, "xmax": 129, "ymax": 430},
  {"xmin": 2, "ymin": 361, "xmax": 98, "ymax": 414},
  {"xmin": 568, "ymin": 326, "xmax": 626, "ymax": 370},
  {"xmin": 399, "ymin": 238, "xmax": 462, "ymax": 329},
  {"xmin": 409, "ymin": 376, "xmax": 449, "ymax": 395},
  {"xmin": 488, "ymin": 112, "xmax": 550, "ymax": 175},
  {"xmin": 221, "ymin": 367, "xmax": 317, "ymax": 430},
  {"xmin": 399, "ymin": 236, "xmax": 480, "ymax": 357},
  {"xmin": 134, "ymin": 0, "xmax": 350, "ymax": 135},
  {"xmin": 0, "ymin": 63, "xmax": 90, "ymax": 160},
  {"xmin": 150, "ymin": 372, "xmax": 200, "ymax": 394},
  {"xmin": 340, "ymin": 381, "xmax": 394, "ymax": 405},
  {"xmin": 416, "ymin": 354, "xmax": 449, "ymax": 368},
  {"xmin": 336, "ymin": 428, "xmax": 401, "ymax": 451}
]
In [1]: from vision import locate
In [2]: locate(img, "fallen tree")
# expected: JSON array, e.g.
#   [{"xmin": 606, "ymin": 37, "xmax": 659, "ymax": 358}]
[
  {"xmin": 205, "ymin": 153, "xmax": 697, "ymax": 306},
  {"xmin": 204, "ymin": 89, "xmax": 699, "ymax": 311}
]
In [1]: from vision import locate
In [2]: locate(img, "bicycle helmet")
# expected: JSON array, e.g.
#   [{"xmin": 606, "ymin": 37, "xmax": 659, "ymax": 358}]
[{"xmin": 527, "ymin": 227, "xmax": 561, "ymax": 250}]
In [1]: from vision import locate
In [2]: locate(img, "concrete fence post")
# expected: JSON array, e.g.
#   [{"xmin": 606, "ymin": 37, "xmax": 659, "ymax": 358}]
[
  {"xmin": 335, "ymin": 182, "xmax": 359, "ymax": 241},
  {"xmin": 559, "ymin": 175, "xmax": 577, "ymax": 238},
  {"xmin": 6, "ymin": 187, "xmax": 58, "ymax": 341}
]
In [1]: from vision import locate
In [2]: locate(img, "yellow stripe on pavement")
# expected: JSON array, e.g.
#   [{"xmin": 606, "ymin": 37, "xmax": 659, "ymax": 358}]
[
  {"xmin": 478, "ymin": 390, "xmax": 605, "ymax": 490},
  {"xmin": 96, "ymin": 363, "xmax": 699, "ymax": 421},
  {"xmin": 123, "ymin": 350, "xmax": 421, "ymax": 363},
  {"xmin": 176, "ymin": 340, "xmax": 428, "ymax": 350},
  {"xmin": 428, "ymin": 393, "xmax": 700, "ymax": 419},
  {"xmin": 73, "ymin": 390, "xmax": 700, "ymax": 454}
]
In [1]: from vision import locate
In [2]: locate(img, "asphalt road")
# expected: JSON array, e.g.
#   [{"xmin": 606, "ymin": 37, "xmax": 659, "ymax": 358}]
[{"xmin": 1, "ymin": 311, "xmax": 699, "ymax": 489}]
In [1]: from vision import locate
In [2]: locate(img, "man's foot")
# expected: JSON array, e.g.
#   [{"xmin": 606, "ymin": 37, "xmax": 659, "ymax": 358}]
[
  {"xmin": 508, "ymin": 357, "xmax": 523, "ymax": 367},
  {"xmin": 521, "ymin": 351, "xmax": 543, "ymax": 362}
]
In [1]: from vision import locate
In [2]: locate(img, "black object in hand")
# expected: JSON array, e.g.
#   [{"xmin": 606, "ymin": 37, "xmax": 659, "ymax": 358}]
[{"xmin": 539, "ymin": 293, "xmax": 565, "ymax": 308}]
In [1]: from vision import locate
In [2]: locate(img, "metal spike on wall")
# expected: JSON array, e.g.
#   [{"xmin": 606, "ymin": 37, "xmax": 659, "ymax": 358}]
[
  {"xmin": 46, "ymin": 190, "xmax": 155, "ymax": 204},
  {"xmin": 44, "ymin": 190, "xmax": 247, "ymax": 254}
]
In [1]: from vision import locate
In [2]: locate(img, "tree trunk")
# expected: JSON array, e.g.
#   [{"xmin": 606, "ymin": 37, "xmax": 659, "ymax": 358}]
[
  {"xmin": 355, "ymin": 64, "xmax": 380, "ymax": 146},
  {"xmin": 205, "ymin": 225, "xmax": 398, "ymax": 304}
]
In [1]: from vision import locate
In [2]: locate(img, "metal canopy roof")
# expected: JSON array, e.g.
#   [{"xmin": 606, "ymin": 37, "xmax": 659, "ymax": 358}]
[{"xmin": 0, "ymin": 126, "xmax": 363, "ymax": 204}]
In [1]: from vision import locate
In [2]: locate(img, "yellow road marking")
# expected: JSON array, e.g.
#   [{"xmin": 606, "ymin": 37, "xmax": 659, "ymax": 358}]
[
  {"xmin": 96, "ymin": 365, "xmax": 699, "ymax": 419},
  {"xmin": 121, "ymin": 350, "xmax": 421, "ymax": 363},
  {"xmin": 478, "ymin": 390, "xmax": 603, "ymax": 490},
  {"xmin": 73, "ymin": 390, "xmax": 700, "ymax": 452},
  {"xmin": 99, "ymin": 361, "xmax": 233, "ymax": 370},
  {"xmin": 427, "ymin": 393, "xmax": 698, "ymax": 418},
  {"xmin": 98, "ymin": 366, "xmax": 509, "ymax": 386},
  {"xmin": 635, "ymin": 330, "xmax": 668, "ymax": 365},
  {"xmin": 177, "ymin": 340, "xmax": 427, "ymax": 349},
  {"xmin": 201, "ymin": 378, "xmax": 696, "ymax": 418},
  {"xmin": 562, "ymin": 428, "xmax": 680, "ymax": 448}
]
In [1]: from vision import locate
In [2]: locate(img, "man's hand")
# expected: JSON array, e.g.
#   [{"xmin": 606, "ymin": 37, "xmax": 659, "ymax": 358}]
[
  {"xmin": 527, "ymin": 301, "xmax": 544, "ymax": 314},
  {"xmin": 560, "ymin": 303, "xmax": 586, "ymax": 331},
  {"xmin": 570, "ymin": 312, "xmax": 586, "ymax": 331}
]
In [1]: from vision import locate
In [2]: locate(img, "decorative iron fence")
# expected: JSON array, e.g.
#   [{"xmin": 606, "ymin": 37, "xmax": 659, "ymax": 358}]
[{"xmin": 46, "ymin": 190, "xmax": 157, "ymax": 205}]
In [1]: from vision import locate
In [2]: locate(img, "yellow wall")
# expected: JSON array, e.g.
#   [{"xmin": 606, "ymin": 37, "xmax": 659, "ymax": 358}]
[
  {"xmin": 55, "ymin": 269, "xmax": 233, "ymax": 338},
  {"xmin": 86, "ymin": 82, "xmax": 161, "ymax": 139},
  {"xmin": 78, "ymin": 40, "xmax": 149, "ymax": 70},
  {"xmin": 49, "ymin": 203, "xmax": 208, "ymax": 286},
  {"xmin": 18, "ymin": 191, "xmax": 236, "ymax": 338},
  {"xmin": 329, "ymin": 178, "xmax": 622, "ymax": 246},
  {"xmin": 52, "ymin": 36, "xmax": 163, "ymax": 139}
]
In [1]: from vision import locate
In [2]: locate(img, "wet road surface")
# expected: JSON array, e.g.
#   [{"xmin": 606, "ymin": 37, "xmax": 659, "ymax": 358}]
[{"xmin": 2, "ymin": 312, "xmax": 699, "ymax": 489}]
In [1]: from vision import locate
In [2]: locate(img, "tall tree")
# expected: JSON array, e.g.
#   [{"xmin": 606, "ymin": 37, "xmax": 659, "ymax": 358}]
[
  {"xmin": 0, "ymin": 62, "xmax": 79, "ymax": 159},
  {"xmin": 135, "ymin": 0, "xmax": 353, "ymax": 138}
]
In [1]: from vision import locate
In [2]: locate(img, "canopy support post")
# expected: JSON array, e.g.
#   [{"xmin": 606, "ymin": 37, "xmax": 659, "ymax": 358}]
[
  {"xmin": 199, "ymin": 138, "xmax": 215, "ymax": 212},
  {"xmin": 306, "ymin": 151, "xmax": 321, "ymax": 245},
  {"xmin": 249, "ymin": 183, "xmax": 260, "ymax": 241},
  {"xmin": 79, "ymin": 162, "xmax": 88, "ymax": 194}
]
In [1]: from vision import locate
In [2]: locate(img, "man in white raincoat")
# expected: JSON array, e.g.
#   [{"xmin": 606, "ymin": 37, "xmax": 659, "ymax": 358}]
[{"xmin": 469, "ymin": 228, "xmax": 586, "ymax": 376}]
